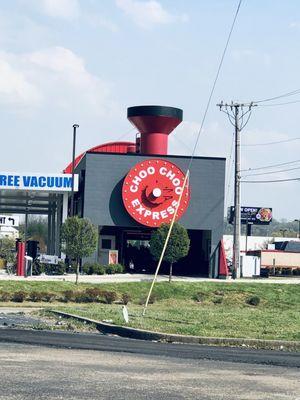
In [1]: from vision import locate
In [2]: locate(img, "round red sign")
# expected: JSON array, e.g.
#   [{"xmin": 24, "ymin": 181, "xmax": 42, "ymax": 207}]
[{"xmin": 122, "ymin": 159, "xmax": 190, "ymax": 227}]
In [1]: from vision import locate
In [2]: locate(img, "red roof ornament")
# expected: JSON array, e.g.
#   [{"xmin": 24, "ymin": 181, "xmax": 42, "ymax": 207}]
[{"xmin": 122, "ymin": 159, "xmax": 190, "ymax": 227}]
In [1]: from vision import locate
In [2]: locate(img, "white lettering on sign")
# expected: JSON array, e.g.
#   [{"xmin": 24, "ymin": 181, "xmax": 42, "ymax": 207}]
[
  {"xmin": 122, "ymin": 158, "xmax": 190, "ymax": 228},
  {"xmin": 0, "ymin": 215, "xmax": 20, "ymax": 227},
  {"xmin": 129, "ymin": 166, "xmax": 183, "ymax": 194},
  {"xmin": 130, "ymin": 200, "xmax": 179, "ymax": 221},
  {"xmin": 0, "ymin": 173, "xmax": 79, "ymax": 192}
]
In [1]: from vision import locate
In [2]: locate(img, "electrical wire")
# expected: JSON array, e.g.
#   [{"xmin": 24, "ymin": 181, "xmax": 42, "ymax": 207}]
[
  {"xmin": 187, "ymin": 0, "xmax": 243, "ymax": 171},
  {"xmin": 115, "ymin": 127, "xmax": 137, "ymax": 142},
  {"xmin": 257, "ymin": 99, "xmax": 300, "ymax": 107},
  {"xmin": 142, "ymin": 0, "xmax": 243, "ymax": 316},
  {"xmin": 242, "ymin": 165, "xmax": 300, "ymax": 177},
  {"xmin": 241, "ymin": 158, "xmax": 300, "ymax": 172},
  {"xmin": 242, "ymin": 177, "xmax": 300, "ymax": 183},
  {"xmin": 242, "ymin": 137, "xmax": 300, "ymax": 146},
  {"xmin": 254, "ymin": 88, "xmax": 300, "ymax": 104}
]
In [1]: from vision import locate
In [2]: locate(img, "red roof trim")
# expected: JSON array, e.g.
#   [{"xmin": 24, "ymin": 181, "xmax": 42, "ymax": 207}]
[{"xmin": 63, "ymin": 141, "xmax": 136, "ymax": 173}]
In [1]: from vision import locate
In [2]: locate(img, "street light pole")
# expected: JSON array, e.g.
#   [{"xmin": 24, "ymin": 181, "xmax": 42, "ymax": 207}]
[{"xmin": 70, "ymin": 124, "xmax": 79, "ymax": 217}]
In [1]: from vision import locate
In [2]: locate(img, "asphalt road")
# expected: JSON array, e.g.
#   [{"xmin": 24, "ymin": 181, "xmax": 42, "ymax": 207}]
[
  {"xmin": 0, "ymin": 341, "xmax": 299, "ymax": 400},
  {"xmin": 0, "ymin": 328, "xmax": 299, "ymax": 368}
]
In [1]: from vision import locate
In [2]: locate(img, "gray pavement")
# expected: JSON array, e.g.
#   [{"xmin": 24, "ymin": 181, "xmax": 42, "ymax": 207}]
[
  {"xmin": 0, "ymin": 342, "xmax": 299, "ymax": 400},
  {"xmin": 0, "ymin": 312, "xmax": 44, "ymax": 328}
]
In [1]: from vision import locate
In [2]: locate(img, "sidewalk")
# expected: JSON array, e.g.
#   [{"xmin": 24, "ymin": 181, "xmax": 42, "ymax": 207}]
[{"xmin": 0, "ymin": 272, "xmax": 299, "ymax": 284}]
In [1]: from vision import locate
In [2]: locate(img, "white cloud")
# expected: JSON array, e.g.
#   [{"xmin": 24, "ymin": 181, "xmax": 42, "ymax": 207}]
[
  {"xmin": 170, "ymin": 120, "xmax": 230, "ymax": 159},
  {"xmin": 115, "ymin": 0, "xmax": 188, "ymax": 28},
  {"xmin": 0, "ymin": 47, "xmax": 118, "ymax": 117},
  {"xmin": 40, "ymin": 0, "xmax": 80, "ymax": 19},
  {"xmin": 231, "ymin": 49, "xmax": 272, "ymax": 68},
  {"xmin": 85, "ymin": 14, "xmax": 119, "ymax": 33},
  {"xmin": 289, "ymin": 21, "xmax": 300, "ymax": 29},
  {"xmin": 0, "ymin": 53, "xmax": 42, "ymax": 107},
  {"xmin": 231, "ymin": 49, "xmax": 255, "ymax": 62}
]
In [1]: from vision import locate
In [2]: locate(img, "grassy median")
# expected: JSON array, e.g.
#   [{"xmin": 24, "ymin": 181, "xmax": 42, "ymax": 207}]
[{"xmin": 0, "ymin": 281, "xmax": 299, "ymax": 341}]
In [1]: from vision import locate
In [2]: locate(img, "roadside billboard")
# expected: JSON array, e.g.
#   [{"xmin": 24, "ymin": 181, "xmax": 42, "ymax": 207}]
[{"xmin": 228, "ymin": 206, "xmax": 272, "ymax": 225}]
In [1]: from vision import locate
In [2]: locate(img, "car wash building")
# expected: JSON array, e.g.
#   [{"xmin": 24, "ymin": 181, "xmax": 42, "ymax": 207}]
[{"xmin": 65, "ymin": 105, "xmax": 227, "ymax": 278}]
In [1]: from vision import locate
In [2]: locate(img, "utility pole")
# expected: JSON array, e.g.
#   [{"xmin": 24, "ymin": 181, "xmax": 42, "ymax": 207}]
[{"xmin": 217, "ymin": 101, "xmax": 256, "ymax": 279}]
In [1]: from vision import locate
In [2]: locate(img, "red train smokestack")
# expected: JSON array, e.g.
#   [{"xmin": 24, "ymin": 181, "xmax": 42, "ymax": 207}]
[{"xmin": 127, "ymin": 105, "xmax": 183, "ymax": 155}]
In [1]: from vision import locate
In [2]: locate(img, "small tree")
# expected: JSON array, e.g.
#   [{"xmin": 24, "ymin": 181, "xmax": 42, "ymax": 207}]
[
  {"xmin": 150, "ymin": 222, "xmax": 190, "ymax": 282},
  {"xmin": 0, "ymin": 237, "xmax": 16, "ymax": 270},
  {"xmin": 61, "ymin": 217, "xmax": 98, "ymax": 284}
]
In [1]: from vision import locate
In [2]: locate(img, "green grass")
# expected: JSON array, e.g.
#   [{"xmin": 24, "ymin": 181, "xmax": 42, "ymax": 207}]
[{"xmin": 0, "ymin": 281, "xmax": 299, "ymax": 341}]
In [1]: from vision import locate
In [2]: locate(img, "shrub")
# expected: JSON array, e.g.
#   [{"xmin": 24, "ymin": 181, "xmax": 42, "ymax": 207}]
[
  {"xmin": 74, "ymin": 292, "xmax": 94, "ymax": 303},
  {"xmin": 83, "ymin": 287, "xmax": 104, "ymax": 302},
  {"xmin": 193, "ymin": 292, "xmax": 206, "ymax": 303},
  {"xmin": 138, "ymin": 293, "xmax": 156, "ymax": 305},
  {"xmin": 103, "ymin": 290, "xmax": 117, "ymax": 304},
  {"xmin": 94, "ymin": 265, "xmax": 105, "ymax": 275},
  {"xmin": 246, "ymin": 295, "xmax": 260, "ymax": 306},
  {"xmin": 41, "ymin": 292, "xmax": 56, "ymax": 302},
  {"xmin": 61, "ymin": 290, "xmax": 75, "ymax": 302},
  {"xmin": 82, "ymin": 263, "xmax": 94, "ymax": 275},
  {"xmin": 44, "ymin": 262, "xmax": 66, "ymax": 275},
  {"xmin": 282, "ymin": 268, "xmax": 293, "ymax": 276},
  {"xmin": 11, "ymin": 291, "xmax": 26, "ymax": 303},
  {"xmin": 66, "ymin": 262, "xmax": 77, "ymax": 274},
  {"xmin": 82, "ymin": 263, "xmax": 105, "ymax": 275},
  {"xmin": 29, "ymin": 291, "xmax": 44, "ymax": 302},
  {"xmin": 293, "ymin": 269, "xmax": 300, "ymax": 276},
  {"xmin": 112, "ymin": 264, "xmax": 125, "ymax": 274},
  {"xmin": 121, "ymin": 293, "xmax": 131, "ymax": 305},
  {"xmin": 0, "ymin": 291, "xmax": 11, "ymax": 302},
  {"xmin": 214, "ymin": 290, "xmax": 224, "ymax": 296},
  {"xmin": 105, "ymin": 265, "xmax": 115, "ymax": 275},
  {"xmin": 212, "ymin": 296, "xmax": 223, "ymax": 304},
  {"xmin": 105, "ymin": 264, "xmax": 124, "ymax": 274},
  {"xmin": 32, "ymin": 260, "xmax": 44, "ymax": 276},
  {"xmin": 74, "ymin": 288, "xmax": 106, "ymax": 303}
]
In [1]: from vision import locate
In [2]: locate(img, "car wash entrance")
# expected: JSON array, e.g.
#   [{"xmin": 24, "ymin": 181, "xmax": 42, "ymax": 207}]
[{"xmin": 98, "ymin": 226, "xmax": 211, "ymax": 276}]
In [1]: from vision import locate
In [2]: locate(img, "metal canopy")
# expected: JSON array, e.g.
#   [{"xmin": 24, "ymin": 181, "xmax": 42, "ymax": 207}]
[
  {"xmin": 0, "ymin": 189, "xmax": 69, "ymax": 256},
  {"xmin": 0, "ymin": 190, "xmax": 59, "ymax": 215}
]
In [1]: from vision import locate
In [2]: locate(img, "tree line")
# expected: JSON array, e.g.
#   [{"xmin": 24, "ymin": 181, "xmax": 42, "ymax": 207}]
[{"xmin": 224, "ymin": 218, "xmax": 300, "ymax": 238}]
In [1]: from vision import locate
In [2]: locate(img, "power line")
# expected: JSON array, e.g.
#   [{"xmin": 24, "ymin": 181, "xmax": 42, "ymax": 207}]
[
  {"xmin": 257, "ymin": 99, "xmax": 300, "ymax": 107},
  {"xmin": 241, "ymin": 158, "xmax": 300, "ymax": 172},
  {"xmin": 254, "ymin": 88, "xmax": 300, "ymax": 104},
  {"xmin": 143, "ymin": 0, "xmax": 244, "ymax": 313},
  {"xmin": 187, "ymin": 0, "xmax": 243, "ymax": 171},
  {"xmin": 242, "ymin": 137, "xmax": 300, "ymax": 146},
  {"xmin": 242, "ymin": 177, "xmax": 300, "ymax": 183},
  {"xmin": 115, "ymin": 126, "xmax": 137, "ymax": 142},
  {"xmin": 242, "ymin": 166, "xmax": 300, "ymax": 177}
]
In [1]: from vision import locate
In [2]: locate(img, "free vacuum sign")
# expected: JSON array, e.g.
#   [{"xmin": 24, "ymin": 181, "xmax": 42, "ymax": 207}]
[{"xmin": 0, "ymin": 173, "xmax": 78, "ymax": 192}]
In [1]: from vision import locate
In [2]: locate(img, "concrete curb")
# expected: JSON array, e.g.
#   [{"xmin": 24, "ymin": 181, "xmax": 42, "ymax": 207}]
[{"xmin": 50, "ymin": 310, "xmax": 300, "ymax": 352}]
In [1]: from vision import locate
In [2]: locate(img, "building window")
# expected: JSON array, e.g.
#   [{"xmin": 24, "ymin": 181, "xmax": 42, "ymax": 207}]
[{"xmin": 101, "ymin": 239, "xmax": 112, "ymax": 250}]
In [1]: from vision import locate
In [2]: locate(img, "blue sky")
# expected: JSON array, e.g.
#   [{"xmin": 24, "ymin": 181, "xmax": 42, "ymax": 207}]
[{"xmin": 0, "ymin": 0, "xmax": 300, "ymax": 220}]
